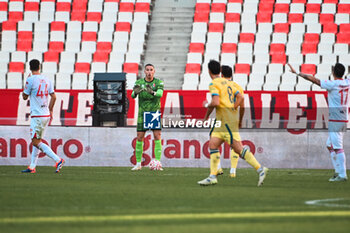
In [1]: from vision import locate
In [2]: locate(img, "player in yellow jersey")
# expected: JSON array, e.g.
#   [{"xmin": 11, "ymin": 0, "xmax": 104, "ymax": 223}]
[
  {"xmin": 198, "ymin": 60, "xmax": 268, "ymax": 186},
  {"xmin": 216, "ymin": 65, "xmax": 244, "ymax": 178}
]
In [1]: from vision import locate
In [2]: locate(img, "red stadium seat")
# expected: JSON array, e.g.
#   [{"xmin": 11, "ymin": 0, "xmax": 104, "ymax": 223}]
[
  {"xmin": 306, "ymin": 4, "xmax": 321, "ymax": 13},
  {"xmin": 75, "ymin": 62, "xmax": 90, "ymax": 73},
  {"xmin": 2, "ymin": 21, "xmax": 17, "ymax": 31},
  {"xmin": 48, "ymin": 42, "xmax": 64, "ymax": 53},
  {"xmin": 336, "ymin": 33, "xmax": 350, "ymax": 44},
  {"xmin": 258, "ymin": 2, "xmax": 273, "ymax": 13},
  {"xmin": 339, "ymin": 24, "xmax": 350, "ymax": 33},
  {"xmin": 320, "ymin": 14, "xmax": 334, "ymax": 24},
  {"xmin": 338, "ymin": 4, "xmax": 350, "ymax": 13},
  {"xmin": 51, "ymin": 21, "xmax": 66, "ymax": 31},
  {"xmin": 270, "ymin": 44, "xmax": 285, "ymax": 54},
  {"xmin": 96, "ymin": 42, "xmax": 112, "ymax": 53},
  {"xmin": 323, "ymin": 0, "xmax": 338, "ymax": 2},
  {"xmin": 304, "ymin": 33, "xmax": 319, "ymax": 44},
  {"xmin": 239, "ymin": 33, "xmax": 255, "ymax": 43},
  {"xmin": 302, "ymin": 43, "xmax": 317, "ymax": 54},
  {"xmin": 301, "ymin": 64, "xmax": 316, "ymax": 76},
  {"xmin": 195, "ymin": 3, "xmax": 210, "ymax": 13},
  {"xmin": 288, "ymin": 13, "xmax": 303, "ymax": 23},
  {"xmin": 87, "ymin": 12, "xmax": 102, "ymax": 22},
  {"xmin": 119, "ymin": 2, "xmax": 134, "ymax": 12},
  {"xmin": 82, "ymin": 32, "xmax": 97, "ymax": 41},
  {"xmin": 17, "ymin": 41, "xmax": 32, "ymax": 52},
  {"xmin": 0, "ymin": 2, "xmax": 7, "ymax": 11},
  {"xmin": 274, "ymin": 23, "xmax": 290, "ymax": 33},
  {"xmin": 194, "ymin": 12, "xmax": 209, "ymax": 23},
  {"xmin": 274, "ymin": 4, "xmax": 289, "ymax": 13},
  {"xmin": 228, "ymin": 0, "xmax": 243, "ymax": 3},
  {"xmin": 71, "ymin": 11, "xmax": 86, "ymax": 22},
  {"xmin": 189, "ymin": 43, "xmax": 204, "ymax": 54},
  {"xmin": 257, "ymin": 12, "xmax": 272, "ymax": 23},
  {"xmin": 221, "ymin": 43, "xmax": 237, "ymax": 53},
  {"xmin": 208, "ymin": 23, "xmax": 223, "ymax": 33},
  {"xmin": 9, "ymin": 62, "xmax": 24, "ymax": 73},
  {"xmin": 225, "ymin": 13, "xmax": 240, "ymax": 23},
  {"xmin": 18, "ymin": 31, "xmax": 32, "ymax": 41},
  {"xmin": 56, "ymin": 2, "xmax": 71, "ymax": 12},
  {"xmin": 44, "ymin": 51, "xmax": 60, "ymax": 63},
  {"xmin": 292, "ymin": 0, "xmax": 306, "ymax": 3},
  {"xmin": 123, "ymin": 63, "xmax": 139, "ymax": 73},
  {"xmin": 271, "ymin": 53, "xmax": 286, "ymax": 64},
  {"xmin": 115, "ymin": 22, "xmax": 131, "ymax": 32},
  {"xmin": 8, "ymin": 12, "xmax": 23, "ymax": 22},
  {"xmin": 234, "ymin": 64, "xmax": 250, "ymax": 75},
  {"xmin": 185, "ymin": 64, "xmax": 201, "ymax": 74},
  {"xmin": 25, "ymin": 2, "xmax": 39, "ymax": 12},
  {"xmin": 93, "ymin": 51, "xmax": 109, "ymax": 63},
  {"xmin": 211, "ymin": 3, "xmax": 226, "ymax": 13},
  {"xmin": 72, "ymin": 0, "xmax": 87, "ymax": 12},
  {"xmin": 322, "ymin": 23, "xmax": 338, "ymax": 33},
  {"xmin": 135, "ymin": 3, "xmax": 150, "ymax": 13}
]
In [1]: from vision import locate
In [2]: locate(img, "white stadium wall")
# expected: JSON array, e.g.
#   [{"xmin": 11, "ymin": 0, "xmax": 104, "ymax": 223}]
[{"xmin": 1, "ymin": 126, "xmax": 350, "ymax": 169}]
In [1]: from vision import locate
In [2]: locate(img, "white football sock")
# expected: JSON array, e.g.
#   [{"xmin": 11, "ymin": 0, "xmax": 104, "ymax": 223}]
[
  {"xmin": 217, "ymin": 162, "xmax": 222, "ymax": 170},
  {"xmin": 29, "ymin": 146, "xmax": 39, "ymax": 169},
  {"xmin": 230, "ymin": 168, "xmax": 236, "ymax": 174},
  {"xmin": 336, "ymin": 151, "xmax": 347, "ymax": 178},
  {"xmin": 330, "ymin": 151, "xmax": 339, "ymax": 174},
  {"xmin": 38, "ymin": 142, "xmax": 60, "ymax": 163}
]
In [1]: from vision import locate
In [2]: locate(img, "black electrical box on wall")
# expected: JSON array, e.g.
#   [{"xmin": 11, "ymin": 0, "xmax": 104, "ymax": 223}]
[{"xmin": 92, "ymin": 73, "xmax": 127, "ymax": 127}]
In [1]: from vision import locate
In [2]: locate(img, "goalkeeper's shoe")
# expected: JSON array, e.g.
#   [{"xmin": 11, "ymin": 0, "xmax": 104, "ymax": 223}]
[
  {"xmin": 198, "ymin": 176, "xmax": 217, "ymax": 186},
  {"xmin": 21, "ymin": 167, "xmax": 36, "ymax": 173},
  {"xmin": 156, "ymin": 160, "xmax": 163, "ymax": 171},
  {"xmin": 216, "ymin": 168, "xmax": 223, "ymax": 176},
  {"xmin": 131, "ymin": 164, "xmax": 142, "ymax": 171},
  {"xmin": 55, "ymin": 159, "xmax": 65, "ymax": 173},
  {"xmin": 257, "ymin": 167, "xmax": 269, "ymax": 187},
  {"xmin": 329, "ymin": 175, "xmax": 348, "ymax": 182}
]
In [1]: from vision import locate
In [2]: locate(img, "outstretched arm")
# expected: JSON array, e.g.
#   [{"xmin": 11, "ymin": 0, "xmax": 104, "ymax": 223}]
[{"xmin": 288, "ymin": 64, "xmax": 321, "ymax": 86}]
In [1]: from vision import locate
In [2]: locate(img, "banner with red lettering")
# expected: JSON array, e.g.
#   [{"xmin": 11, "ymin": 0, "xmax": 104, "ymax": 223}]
[
  {"xmin": 1, "ymin": 126, "xmax": 350, "ymax": 169},
  {"xmin": 1, "ymin": 89, "xmax": 349, "ymax": 129}
]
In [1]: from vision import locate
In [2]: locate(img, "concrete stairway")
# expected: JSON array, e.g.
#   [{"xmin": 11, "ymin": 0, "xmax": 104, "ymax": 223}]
[{"xmin": 142, "ymin": 0, "xmax": 196, "ymax": 90}]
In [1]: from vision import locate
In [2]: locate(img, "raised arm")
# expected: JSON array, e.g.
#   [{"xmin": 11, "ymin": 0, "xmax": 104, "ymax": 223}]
[{"xmin": 288, "ymin": 64, "xmax": 321, "ymax": 86}]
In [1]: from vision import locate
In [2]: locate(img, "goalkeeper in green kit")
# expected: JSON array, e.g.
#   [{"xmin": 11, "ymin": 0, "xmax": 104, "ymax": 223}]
[{"xmin": 131, "ymin": 64, "xmax": 164, "ymax": 171}]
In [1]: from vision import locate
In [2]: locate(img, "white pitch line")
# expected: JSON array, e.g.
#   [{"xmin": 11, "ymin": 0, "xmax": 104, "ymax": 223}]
[
  {"xmin": 1, "ymin": 211, "xmax": 350, "ymax": 224},
  {"xmin": 305, "ymin": 198, "xmax": 350, "ymax": 208}
]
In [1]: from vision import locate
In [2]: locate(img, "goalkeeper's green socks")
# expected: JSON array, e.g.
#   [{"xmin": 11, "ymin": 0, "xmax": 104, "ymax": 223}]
[
  {"xmin": 135, "ymin": 140, "xmax": 143, "ymax": 163},
  {"xmin": 154, "ymin": 140, "xmax": 162, "ymax": 161}
]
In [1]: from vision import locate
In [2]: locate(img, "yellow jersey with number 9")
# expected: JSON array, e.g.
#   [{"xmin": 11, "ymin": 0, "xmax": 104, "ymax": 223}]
[{"xmin": 209, "ymin": 77, "xmax": 240, "ymax": 131}]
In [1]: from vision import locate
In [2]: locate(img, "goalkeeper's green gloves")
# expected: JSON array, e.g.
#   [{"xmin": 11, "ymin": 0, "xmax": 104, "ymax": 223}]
[
  {"xmin": 145, "ymin": 84, "xmax": 156, "ymax": 96},
  {"xmin": 133, "ymin": 85, "xmax": 143, "ymax": 96}
]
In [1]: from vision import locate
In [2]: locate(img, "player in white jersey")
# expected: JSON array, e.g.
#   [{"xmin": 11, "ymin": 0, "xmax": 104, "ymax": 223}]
[
  {"xmin": 288, "ymin": 63, "xmax": 348, "ymax": 181},
  {"xmin": 21, "ymin": 59, "xmax": 65, "ymax": 174}
]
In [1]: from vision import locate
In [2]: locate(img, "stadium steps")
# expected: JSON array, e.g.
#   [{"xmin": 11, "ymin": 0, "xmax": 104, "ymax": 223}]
[{"xmin": 142, "ymin": 0, "xmax": 196, "ymax": 90}]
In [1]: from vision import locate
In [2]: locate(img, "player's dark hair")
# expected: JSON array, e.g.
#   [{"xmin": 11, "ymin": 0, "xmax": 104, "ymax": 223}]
[
  {"xmin": 145, "ymin": 64, "xmax": 154, "ymax": 68},
  {"xmin": 333, "ymin": 63, "xmax": 345, "ymax": 78},
  {"xmin": 221, "ymin": 65, "xmax": 232, "ymax": 78},
  {"xmin": 208, "ymin": 60, "xmax": 220, "ymax": 75},
  {"xmin": 29, "ymin": 59, "xmax": 40, "ymax": 71}
]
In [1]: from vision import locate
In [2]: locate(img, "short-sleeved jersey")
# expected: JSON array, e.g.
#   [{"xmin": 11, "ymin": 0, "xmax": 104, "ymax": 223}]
[
  {"xmin": 134, "ymin": 78, "xmax": 164, "ymax": 116},
  {"xmin": 209, "ymin": 77, "xmax": 240, "ymax": 130},
  {"xmin": 23, "ymin": 74, "xmax": 54, "ymax": 117},
  {"xmin": 320, "ymin": 79, "xmax": 350, "ymax": 122}
]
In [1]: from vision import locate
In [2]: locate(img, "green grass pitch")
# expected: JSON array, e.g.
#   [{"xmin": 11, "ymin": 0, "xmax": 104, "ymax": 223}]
[{"xmin": 0, "ymin": 166, "xmax": 350, "ymax": 233}]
